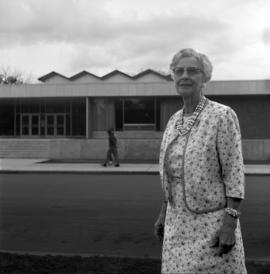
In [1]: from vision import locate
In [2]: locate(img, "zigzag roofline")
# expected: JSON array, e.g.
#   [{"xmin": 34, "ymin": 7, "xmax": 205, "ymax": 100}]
[
  {"xmin": 38, "ymin": 69, "xmax": 172, "ymax": 82},
  {"xmin": 38, "ymin": 71, "xmax": 69, "ymax": 82},
  {"xmin": 69, "ymin": 70, "xmax": 100, "ymax": 81}
]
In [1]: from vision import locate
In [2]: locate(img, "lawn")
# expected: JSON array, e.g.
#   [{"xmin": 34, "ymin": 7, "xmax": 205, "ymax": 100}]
[{"xmin": 1, "ymin": 252, "xmax": 270, "ymax": 274}]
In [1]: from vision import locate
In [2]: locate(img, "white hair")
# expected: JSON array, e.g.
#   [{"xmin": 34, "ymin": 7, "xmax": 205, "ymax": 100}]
[{"xmin": 170, "ymin": 48, "xmax": 213, "ymax": 82}]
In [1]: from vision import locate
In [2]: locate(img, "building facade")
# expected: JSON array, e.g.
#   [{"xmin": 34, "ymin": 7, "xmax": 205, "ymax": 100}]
[{"xmin": 0, "ymin": 69, "xmax": 269, "ymax": 162}]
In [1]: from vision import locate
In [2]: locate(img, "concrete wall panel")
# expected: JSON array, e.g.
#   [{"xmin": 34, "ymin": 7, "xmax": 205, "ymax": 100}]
[
  {"xmin": 160, "ymin": 97, "xmax": 182, "ymax": 130},
  {"xmin": 0, "ymin": 138, "xmax": 269, "ymax": 161},
  {"xmin": 103, "ymin": 74, "xmax": 132, "ymax": 83},
  {"xmin": 243, "ymin": 139, "xmax": 270, "ymax": 161},
  {"xmin": 209, "ymin": 95, "xmax": 270, "ymax": 139},
  {"xmin": 1, "ymin": 80, "xmax": 270, "ymax": 98},
  {"xmin": 43, "ymin": 76, "xmax": 70, "ymax": 84},
  {"xmin": 71, "ymin": 75, "xmax": 101, "ymax": 83},
  {"xmin": 135, "ymin": 74, "xmax": 168, "ymax": 82}
]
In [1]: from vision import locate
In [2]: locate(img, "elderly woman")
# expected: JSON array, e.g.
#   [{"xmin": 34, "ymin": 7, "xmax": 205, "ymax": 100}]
[{"xmin": 154, "ymin": 48, "xmax": 247, "ymax": 273}]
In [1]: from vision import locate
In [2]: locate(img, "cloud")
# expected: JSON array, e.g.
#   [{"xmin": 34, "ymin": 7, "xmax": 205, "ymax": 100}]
[
  {"xmin": 0, "ymin": 0, "xmax": 270, "ymax": 80},
  {"xmin": 0, "ymin": 4, "xmax": 218, "ymax": 45},
  {"xmin": 262, "ymin": 28, "xmax": 270, "ymax": 46},
  {"xmin": 0, "ymin": 0, "xmax": 255, "ymax": 58},
  {"xmin": 0, "ymin": 0, "xmax": 112, "ymax": 46},
  {"xmin": 65, "ymin": 14, "xmax": 230, "ymax": 74}
]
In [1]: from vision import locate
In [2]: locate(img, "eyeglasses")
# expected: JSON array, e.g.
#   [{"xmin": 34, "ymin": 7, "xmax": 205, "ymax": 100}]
[{"xmin": 173, "ymin": 66, "xmax": 203, "ymax": 76}]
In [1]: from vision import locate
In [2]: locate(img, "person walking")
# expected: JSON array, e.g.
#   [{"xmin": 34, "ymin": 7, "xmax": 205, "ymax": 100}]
[{"xmin": 102, "ymin": 128, "xmax": 120, "ymax": 167}]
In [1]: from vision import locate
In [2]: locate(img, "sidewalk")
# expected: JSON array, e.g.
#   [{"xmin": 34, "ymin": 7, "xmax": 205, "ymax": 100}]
[
  {"xmin": 0, "ymin": 158, "xmax": 270, "ymax": 174},
  {"xmin": 0, "ymin": 158, "xmax": 158, "ymax": 174}
]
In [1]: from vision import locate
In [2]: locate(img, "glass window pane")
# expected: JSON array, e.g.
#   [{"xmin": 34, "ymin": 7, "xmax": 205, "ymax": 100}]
[
  {"xmin": 31, "ymin": 115, "xmax": 39, "ymax": 136},
  {"xmin": 45, "ymin": 102, "xmax": 65, "ymax": 113},
  {"xmin": 0, "ymin": 104, "xmax": 14, "ymax": 136},
  {"xmin": 41, "ymin": 103, "xmax": 46, "ymax": 113},
  {"xmin": 57, "ymin": 115, "xmax": 64, "ymax": 124},
  {"xmin": 124, "ymin": 98, "xmax": 154, "ymax": 124},
  {"xmin": 47, "ymin": 127, "xmax": 54, "ymax": 135},
  {"xmin": 40, "ymin": 115, "xmax": 45, "ymax": 136},
  {"xmin": 66, "ymin": 114, "xmax": 70, "ymax": 136},
  {"xmin": 115, "ymin": 99, "xmax": 123, "ymax": 130},
  {"xmin": 22, "ymin": 116, "xmax": 29, "ymax": 126},
  {"xmin": 66, "ymin": 102, "xmax": 71, "ymax": 113},
  {"xmin": 156, "ymin": 98, "xmax": 160, "ymax": 131},
  {"xmin": 32, "ymin": 127, "xmax": 39, "ymax": 135},
  {"xmin": 57, "ymin": 127, "xmax": 64, "ymax": 135},
  {"xmin": 16, "ymin": 114, "xmax": 20, "ymax": 136},
  {"xmin": 47, "ymin": 116, "xmax": 54, "ymax": 125},
  {"xmin": 71, "ymin": 100, "xmax": 86, "ymax": 136},
  {"xmin": 32, "ymin": 116, "xmax": 39, "ymax": 125},
  {"xmin": 22, "ymin": 103, "xmax": 39, "ymax": 113},
  {"xmin": 16, "ymin": 103, "xmax": 20, "ymax": 113},
  {"xmin": 22, "ymin": 127, "xmax": 29, "ymax": 135}
]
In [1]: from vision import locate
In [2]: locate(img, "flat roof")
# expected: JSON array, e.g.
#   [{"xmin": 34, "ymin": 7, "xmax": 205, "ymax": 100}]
[{"xmin": 0, "ymin": 80, "xmax": 269, "ymax": 98}]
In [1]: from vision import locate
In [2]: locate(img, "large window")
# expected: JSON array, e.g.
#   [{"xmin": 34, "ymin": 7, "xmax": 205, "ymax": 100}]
[
  {"xmin": 0, "ymin": 103, "xmax": 15, "ymax": 136},
  {"xmin": 71, "ymin": 100, "xmax": 86, "ymax": 136},
  {"xmin": 115, "ymin": 97, "xmax": 160, "ymax": 130}
]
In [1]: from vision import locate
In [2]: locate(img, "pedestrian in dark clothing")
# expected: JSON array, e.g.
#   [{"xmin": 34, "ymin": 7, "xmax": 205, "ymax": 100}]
[{"xmin": 102, "ymin": 128, "xmax": 120, "ymax": 167}]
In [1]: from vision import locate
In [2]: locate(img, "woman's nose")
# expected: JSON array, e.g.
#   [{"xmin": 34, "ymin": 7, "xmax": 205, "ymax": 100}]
[{"xmin": 181, "ymin": 68, "xmax": 189, "ymax": 78}]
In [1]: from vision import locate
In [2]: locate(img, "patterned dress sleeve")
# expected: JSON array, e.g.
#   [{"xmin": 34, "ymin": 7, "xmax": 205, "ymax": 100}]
[{"xmin": 217, "ymin": 107, "xmax": 245, "ymax": 199}]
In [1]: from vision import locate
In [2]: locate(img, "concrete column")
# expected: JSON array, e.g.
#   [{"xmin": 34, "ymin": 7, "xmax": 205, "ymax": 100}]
[
  {"xmin": 106, "ymin": 99, "xmax": 115, "ymax": 129},
  {"xmin": 86, "ymin": 97, "xmax": 93, "ymax": 138},
  {"xmin": 86, "ymin": 97, "xmax": 89, "ymax": 138}
]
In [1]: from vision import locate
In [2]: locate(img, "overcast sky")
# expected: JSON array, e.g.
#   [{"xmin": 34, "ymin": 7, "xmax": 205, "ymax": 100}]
[{"xmin": 0, "ymin": 0, "xmax": 270, "ymax": 82}]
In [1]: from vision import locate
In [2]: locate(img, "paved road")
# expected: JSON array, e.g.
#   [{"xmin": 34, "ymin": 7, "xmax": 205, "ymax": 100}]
[{"xmin": 0, "ymin": 173, "xmax": 269, "ymax": 259}]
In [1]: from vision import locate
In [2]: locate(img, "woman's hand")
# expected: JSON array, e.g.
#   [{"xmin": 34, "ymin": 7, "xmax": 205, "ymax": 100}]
[
  {"xmin": 154, "ymin": 201, "xmax": 167, "ymax": 242},
  {"xmin": 211, "ymin": 214, "xmax": 237, "ymax": 256},
  {"xmin": 211, "ymin": 196, "xmax": 242, "ymax": 256},
  {"xmin": 154, "ymin": 218, "xmax": 165, "ymax": 242}
]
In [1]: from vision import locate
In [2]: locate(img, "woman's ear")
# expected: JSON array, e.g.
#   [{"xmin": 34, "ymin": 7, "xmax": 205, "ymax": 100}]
[{"xmin": 201, "ymin": 82, "xmax": 206, "ymax": 90}]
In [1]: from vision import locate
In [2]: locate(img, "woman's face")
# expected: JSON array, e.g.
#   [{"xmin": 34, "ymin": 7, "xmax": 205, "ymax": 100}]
[{"xmin": 173, "ymin": 56, "xmax": 205, "ymax": 97}]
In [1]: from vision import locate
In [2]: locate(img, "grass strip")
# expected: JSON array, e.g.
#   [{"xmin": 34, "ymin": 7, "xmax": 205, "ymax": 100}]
[{"xmin": 0, "ymin": 252, "xmax": 269, "ymax": 274}]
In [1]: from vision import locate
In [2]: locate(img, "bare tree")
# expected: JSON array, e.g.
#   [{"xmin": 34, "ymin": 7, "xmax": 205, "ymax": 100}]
[{"xmin": 0, "ymin": 67, "xmax": 34, "ymax": 84}]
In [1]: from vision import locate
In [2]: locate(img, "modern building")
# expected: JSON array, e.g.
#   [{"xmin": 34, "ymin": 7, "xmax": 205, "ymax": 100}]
[{"xmin": 0, "ymin": 69, "xmax": 269, "ymax": 162}]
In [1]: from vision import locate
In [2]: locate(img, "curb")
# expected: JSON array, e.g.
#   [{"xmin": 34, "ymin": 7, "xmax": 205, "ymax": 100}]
[
  {"xmin": 0, "ymin": 169, "xmax": 158, "ymax": 175},
  {"xmin": 1, "ymin": 170, "xmax": 270, "ymax": 175}
]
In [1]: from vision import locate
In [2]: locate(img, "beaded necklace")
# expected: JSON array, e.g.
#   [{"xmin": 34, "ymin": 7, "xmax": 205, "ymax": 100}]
[{"xmin": 175, "ymin": 95, "xmax": 207, "ymax": 136}]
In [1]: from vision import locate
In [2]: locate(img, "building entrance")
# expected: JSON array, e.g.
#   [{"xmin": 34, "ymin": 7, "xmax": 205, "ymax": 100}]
[
  {"xmin": 7, "ymin": 99, "xmax": 85, "ymax": 138},
  {"xmin": 21, "ymin": 114, "xmax": 40, "ymax": 136},
  {"xmin": 45, "ymin": 114, "xmax": 65, "ymax": 136}
]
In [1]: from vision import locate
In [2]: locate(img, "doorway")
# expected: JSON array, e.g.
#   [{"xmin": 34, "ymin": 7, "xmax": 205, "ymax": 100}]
[
  {"xmin": 21, "ymin": 114, "xmax": 40, "ymax": 136},
  {"xmin": 45, "ymin": 114, "xmax": 65, "ymax": 137}
]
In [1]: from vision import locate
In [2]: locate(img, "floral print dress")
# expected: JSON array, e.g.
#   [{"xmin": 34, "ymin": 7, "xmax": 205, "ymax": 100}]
[{"xmin": 161, "ymin": 116, "xmax": 247, "ymax": 274}]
